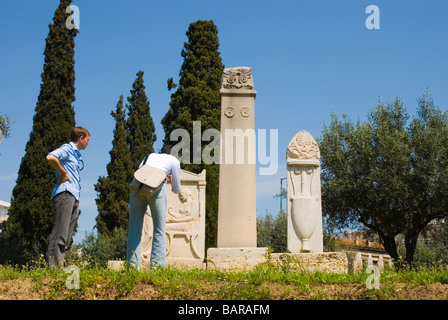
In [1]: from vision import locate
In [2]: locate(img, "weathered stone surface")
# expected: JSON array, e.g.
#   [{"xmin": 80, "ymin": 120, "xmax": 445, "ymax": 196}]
[
  {"xmin": 206, "ymin": 248, "xmax": 349, "ymax": 273},
  {"xmin": 271, "ymin": 252, "xmax": 348, "ymax": 274},
  {"xmin": 206, "ymin": 247, "xmax": 268, "ymax": 271},
  {"xmin": 107, "ymin": 260, "xmax": 124, "ymax": 271},
  {"xmin": 141, "ymin": 169, "xmax": 206, "ymax": 269},
  {"xmin": 286, "ymin": 130, "xmax": 323, "ymax": 253},
  {"xmin": 346, "ymin": 251, "xmax": 394, "ymax": 273},
  {"xmin": 217, "ymin": 67, "xmax": 257, "ymax": 248}
]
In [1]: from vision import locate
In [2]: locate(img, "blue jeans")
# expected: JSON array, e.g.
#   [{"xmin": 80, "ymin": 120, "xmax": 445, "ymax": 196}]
[{"xmin": 127, "ymin": 183, "xmax": 167, "ymax": 270}]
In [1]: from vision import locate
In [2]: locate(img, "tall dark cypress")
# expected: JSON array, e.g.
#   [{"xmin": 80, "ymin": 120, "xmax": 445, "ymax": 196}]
[
  {"xmin": 95, "ymin": 96, "xmax": 133, "ymax": 236},
  {"xmin": 126, "ymin": 70, "xmax": 157, "ymax": 170},
  {"xmin": 162, "ymin": 20, "xmax": 224, "ymax": 249},
  {"xmin": 5, "ymin": 0, "xmax": 78, "ymax": 262}
]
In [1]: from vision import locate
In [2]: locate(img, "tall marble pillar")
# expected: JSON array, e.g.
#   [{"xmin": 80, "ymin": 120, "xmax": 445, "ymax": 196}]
[
  {"xmin": 217, "ymin": 67, "xmax": 257, "ymax": 248},
  {"xmin": 286, "ymin": 130, "xmax": 323, "ymax": 253}
]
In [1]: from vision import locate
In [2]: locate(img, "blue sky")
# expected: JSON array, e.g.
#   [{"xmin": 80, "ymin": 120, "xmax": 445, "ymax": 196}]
[{"xmin": 1, "ymin": 0, "xmax": 447, "ymax": 243}]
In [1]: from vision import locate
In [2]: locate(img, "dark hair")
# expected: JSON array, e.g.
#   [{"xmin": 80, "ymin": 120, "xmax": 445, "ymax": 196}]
[
  {"xmin": 71, "ymin": 127, "xmax": 90, "ymax": 142},
  {"xmin": 160, "ymin": 144, "xmax": 173, "ymax": 155}
]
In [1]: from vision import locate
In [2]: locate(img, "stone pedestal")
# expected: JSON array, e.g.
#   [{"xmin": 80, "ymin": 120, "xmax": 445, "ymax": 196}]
[
  {"xmin": 205, "ymin": 248, "xmax": 349, "ymax": 273},
  {"xmin": 110, "ymin": 250, "xmax": 349, "ymax": 273},
  {"xmin": 271, "ymin": 252, "xmax": 348, "ymax": 273},
  {"xmin": 107, "ymin": 260, "xmax": 125, "ymax": 271},
  {"xmin": 207, "ymin": 247, "xmax": 268, "ymax": 271},
  {"xmin": 217, "ymin": 67, "xmax": 257, "ymax": 248}
]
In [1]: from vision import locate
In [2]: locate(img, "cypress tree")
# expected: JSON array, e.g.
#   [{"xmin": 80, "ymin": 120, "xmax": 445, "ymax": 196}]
[
  {"xmin": 126, "ymin": 70, "xmax": 157, "ymax": 170},
  {"xmin": 95, "ymin": 96, "xmax": 133, "ymax": 236},
  {"xmin": 161, "ymin": 20, "xmax": 224, "ymax": 249},
  {"xmin": 5, "ymin": 0, "xmax": 78, "ymax": 262}
]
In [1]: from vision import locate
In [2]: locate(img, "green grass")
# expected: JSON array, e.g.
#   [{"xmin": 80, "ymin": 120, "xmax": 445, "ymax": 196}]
[{"xmin": 1, "ymin": 260, "xmax": 448, "ymax": 300}]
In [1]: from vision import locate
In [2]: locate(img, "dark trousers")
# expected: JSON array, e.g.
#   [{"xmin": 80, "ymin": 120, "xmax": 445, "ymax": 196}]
[{"xmin": 46, "ymin": 191, "xmax": 79, "ymax": 268}]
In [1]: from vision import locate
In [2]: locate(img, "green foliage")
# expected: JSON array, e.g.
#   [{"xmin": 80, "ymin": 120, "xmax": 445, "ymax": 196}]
[
  {"xmin": 162, "ymin": 20, "xmax": 224, "ymax": 249},
  {"xmin": 2, "ymin": 259, "xmax": 448, "ymax": 300},
  {"xmin": 167, "ymin": 77, "xmax": 177, "ymax": 90},
  {"xmin": 431, "ymin": 221, "xmax": 448, "ymax": 265},
  {"xmin": 318, "ymin": 90, "xmax": 448, "ymax": 266},
  {"xmin": 95, "ymin": 70, "xmax": 156, "ymax": 234},
  {"xmin": 257, "ymin": 211, "xmax": 287, "ymax": 253},
  {"xmin": 162, "ymin": 20, "xmax": 223, "ymax": 139},
  {"xmin": 396, "ymin": 220, "xmax": 448, "ymax": 268},
  {"xmin": 126, "ymin": 70, "xmax": 156, "ymax": 171},
  {"xmin": 74, "ymin": 228, "xmax": 128, "ymax": 268},
  {"xmin": 5, "ymin": 0, "xmax": 78, "ymax": 263},
  {"xmin": 95, "ymin": 96, "xmax": 134, "ymax": 235},
  {"xmin": 0, "ymin": 113, "xmax": 13, "ymax": 144},
  {"xmin": 0, "ymin": 221, "xmax": 22, "ymax": 264}
]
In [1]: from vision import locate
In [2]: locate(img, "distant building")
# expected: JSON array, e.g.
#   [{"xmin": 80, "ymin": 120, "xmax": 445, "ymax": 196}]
[
  {"xmin": 0, "ymin": 200, "xmax": 10, "ymax": 224},
  {"xmin": 336, "ymin": 230, "xmax": 387, "ymax": 254}
]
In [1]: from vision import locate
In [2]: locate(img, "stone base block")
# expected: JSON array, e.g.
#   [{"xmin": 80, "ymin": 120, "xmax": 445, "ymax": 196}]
[
  {"xmin": 144, "ymin": 258, "xmax": 206, "ymax": 269},
  {"xmin": 107, "ymin": 259, "xmax": 206, "ymax": 271},
  {"xmin": 109, "ymin": 251, "xmax": 349, "ymax": 274},
  {"xmin": 206, "ymin": 249, "xmax": 348, "ymax": 273},
  {"xmin": 108, "ymin": 260, "xmax": 125, "ymax": 271},
  {"xmin": 206, "ymin": 247, "xmax": 268, "ymax": 271},
  {"xmin": 271, "ymin": 252, "xmax": 348, "ymax": 274}
]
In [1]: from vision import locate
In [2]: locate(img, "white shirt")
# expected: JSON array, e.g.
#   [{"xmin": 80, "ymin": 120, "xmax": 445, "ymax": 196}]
[{"xmin": 140, "ymin": 153, "xmax": 182, "ymax": 194}]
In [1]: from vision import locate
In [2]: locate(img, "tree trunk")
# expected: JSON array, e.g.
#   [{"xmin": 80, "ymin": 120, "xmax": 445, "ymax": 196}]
[
  {"xmin": 380, "ymin": 234, "xmax": 400, "ymax": 264},
  {"xmin": 404, "ymin": 230, "xmax": 421, "ymax": 268}
]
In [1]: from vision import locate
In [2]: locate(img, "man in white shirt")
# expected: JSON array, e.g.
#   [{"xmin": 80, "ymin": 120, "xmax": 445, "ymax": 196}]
[{"xmin": 127, "ymin": 144, "xmax": 182, "ymax": 270}]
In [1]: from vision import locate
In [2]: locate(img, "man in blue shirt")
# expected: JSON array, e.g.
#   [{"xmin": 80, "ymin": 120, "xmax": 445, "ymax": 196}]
[{"xmin": 46, "ymin": 127, "xmax": 90, "ymax": 268}]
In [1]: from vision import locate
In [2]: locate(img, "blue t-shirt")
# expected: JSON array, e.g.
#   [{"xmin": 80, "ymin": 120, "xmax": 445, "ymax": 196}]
[{"xmin": 48, "ymin": 141, "xmax": 82, "ymax": 200}]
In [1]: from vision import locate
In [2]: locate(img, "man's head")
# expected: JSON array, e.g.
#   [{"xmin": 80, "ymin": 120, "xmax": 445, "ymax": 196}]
[
  {"xmin": 71, "ymin": 127, "xmax": 90, "ymax": 150},
  {"xmin": 160, "ymin": 144, "xmax": 173, "ymax": 155}
]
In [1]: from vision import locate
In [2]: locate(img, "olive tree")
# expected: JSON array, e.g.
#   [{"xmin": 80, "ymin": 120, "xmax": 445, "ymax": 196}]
[{"xmin": 318, "ymin": 91, "xmax": 448, "ymax": 266}]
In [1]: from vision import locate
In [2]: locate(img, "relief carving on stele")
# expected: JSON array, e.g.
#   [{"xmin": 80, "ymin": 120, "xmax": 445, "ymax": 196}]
[{"xmin": 141, "ymin": 169, "xmax": 206, "ymax": 268}]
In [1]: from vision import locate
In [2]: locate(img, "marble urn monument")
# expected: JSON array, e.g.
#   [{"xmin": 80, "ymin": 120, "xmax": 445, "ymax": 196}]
[{"xmin": 286, "ymin": 130, "xmax": 323, "ymax": 253}]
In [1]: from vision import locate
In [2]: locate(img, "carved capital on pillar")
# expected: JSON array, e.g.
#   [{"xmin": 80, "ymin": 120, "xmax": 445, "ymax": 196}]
[{"xmin": 220, "ymin": 67, "xmax": 256, "ymax": 96}]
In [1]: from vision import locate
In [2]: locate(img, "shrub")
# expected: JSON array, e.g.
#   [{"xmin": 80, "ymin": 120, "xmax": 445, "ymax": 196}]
[{"xmin": 69, "ymin": 228, "xmax": 128, "ymax": 267}]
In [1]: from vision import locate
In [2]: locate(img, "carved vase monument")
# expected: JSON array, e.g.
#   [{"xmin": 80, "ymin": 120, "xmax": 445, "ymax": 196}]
[{"xmin": 286, "ymin": 130, "xmax": 323, "ymax": 253}]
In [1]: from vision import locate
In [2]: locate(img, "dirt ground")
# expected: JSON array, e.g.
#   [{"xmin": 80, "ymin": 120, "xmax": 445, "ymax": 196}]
[{"xmin": 1, "ymin": 278, "xmax": 448, "ymax": 300}]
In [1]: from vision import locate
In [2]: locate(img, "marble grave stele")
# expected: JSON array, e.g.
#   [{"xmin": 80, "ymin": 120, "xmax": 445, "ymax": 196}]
[
  {"xmin": 141, "ymin": 169, "xmax": 206, "ymax": 268},
  {"xmin": 207, "ymin": 66, "xmax": 270, "ymax": 270},
  {"xmin": 286, "ymin": 130, "xmax": 323, "ymax": 253},
  {"xmin": 217, "ymin": 66, "xmax": 257, "ymax": 248}
]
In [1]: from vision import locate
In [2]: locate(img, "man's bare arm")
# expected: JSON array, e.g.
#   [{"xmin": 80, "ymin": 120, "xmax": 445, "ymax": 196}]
[{"xmin": 46, "ymin": 154, "xmax": 72, "ymax": 185}]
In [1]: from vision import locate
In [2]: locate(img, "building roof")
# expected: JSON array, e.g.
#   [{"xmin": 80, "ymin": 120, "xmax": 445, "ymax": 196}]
[{"xmin": 0, "ymin": 200, "xmax": 11, "ymax": 208}]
